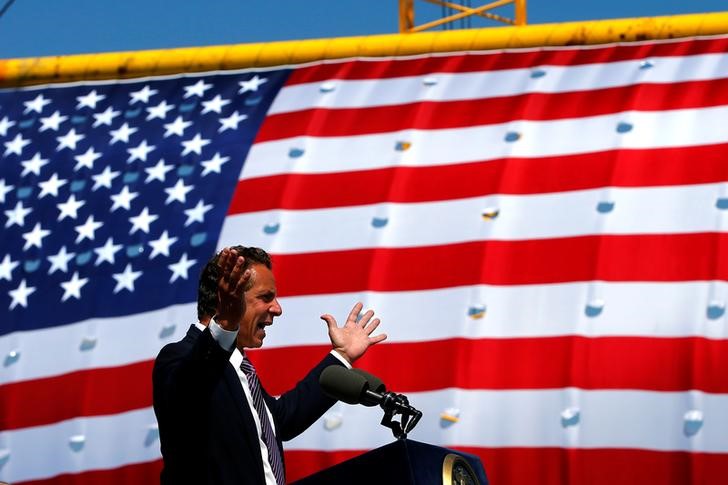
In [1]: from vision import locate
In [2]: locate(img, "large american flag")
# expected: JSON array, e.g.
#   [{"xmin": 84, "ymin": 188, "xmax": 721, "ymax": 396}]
[{"xmin": 1, "ymin": 33, "xmax": 728, "ymax": 484}]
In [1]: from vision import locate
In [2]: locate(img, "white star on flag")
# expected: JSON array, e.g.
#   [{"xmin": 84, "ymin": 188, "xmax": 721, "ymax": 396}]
[
  {"xmin": 146, "ymin": 100, "xmax": 175, "ymax": 120},
  {"xmin": 57, "ymin": 194, "xmax": 86, "ymax": 221},
  {"xmin": 4, "ymin": 133, "xmax": 31, "ymax": 156},
  {"xmin": 56, "ymin": 129, "xmax": 85, "ymax": 151},
  {"xmin": 23, "ymin": 94, "xmax": 51, "ymax": 114},
  {"xmin": 201, "ymin": 152, "xmax": 230, "ymax": 176},
  {"xmin": 60, "ymin": 272, "xmax": 89, "ymax": 302},
  {"xmin": 183, "ymin": 80, "xmax": 213, "ymax": 98},
  {"xmin": 238, "ymin": 75, "xmax": 267, "ymax": 93},
  {"xmin": 127, "ymin": 140, "xmax": 156, "ymax": 163},
  {"xmin": 201, "ymin": 95, "xmax": 231, "ymax": 114},
  {"xmin": 129, "ymin": 85, "xmax": 159, "ymax": 104},
  {"xmin": 20, "ymin": 153, "xmax": 49, "ymax": 176},
  {"xmin": 163, "ymin": 116, "xmax": 192, "ymax": 137},
  {"xmin": 184, "ymin": 199, "xmax": 213, "ymax": 226},
  {"xmin": 94, "ymin": 237, "xmax": 123, "ymax": 266},
  {"xmin": 112, "ymin": 263, "xmax": 142, "ymax": 293},
  {"xmin": 144, "ymin": 159, "xmax": 174, "ymax": 183},
  {"xmin": 168, "ymin": 253, "xmax": 197, "ymax": 282},
  {"xmin": 110, "ymin": 186, "xmax": 139, "ymax": 211},
  {"xmin": 164, "ymin": 179, "xmax": 194, "ymax": 204},
  {"xmin": 218, "ymin": 111, "xmax": 248, "ymax": 132},
  {"xmin": 92, "ymin": 107, "xmax": 121, "ymax": 127},
  {"xmin": 148, "ymin": 230, "xmax": 178, "ymax": 259},
  {"xmin": 0, "ymin": 179, "xmax": 12, "ymax": 203},
  {"xmin": 74, "ymin": 215, "xmax": 104, "ymax": 243},
  {"xmin": 39, "ymin": 111, "xmax": 68, "ymax": 132},
  {"xmin": 9, "ymin": 279, "xmax": 36, "ymax": 309},
  {"xmin": 0, "ymin": 254, "xmax": 19, "ymax": 281},
  {"xmin": 22, "ymin": 223, "xmax": 51, "ymax": 250},
  {"xmin": 0, "ymin": 116, "xmax": 16, "ymax": 136},
  {"xmin": 76, "ymin": 90, "xmax": 107, "ymax": 109},
  {"xmin": 48, "ymin": 246, "xmax": 76, "ymax": 274},
  {"xmin": 38, "ymin": 173, "xmax": 68, "ymax": 198},
  {"xmin": 129, "ymin": 207, "xmax": 158, "ymax": 234},
  {"xmin": 74, "ymin": 147, "xmax": 103, "ymax": 171},
  {"xmin": 109, "ymin": 123, "xmax": 139, "ymax": 144},
  {"xmin": 91, "ymin": 166, "xmax": 120, "ymax": 191},
  {"xmin": 5, "ymin": 201, "xmax": 33, "ymax": 228},
  {"xmin": 181, "ymin": 133, "xmax": 210, "ymax": 156}
]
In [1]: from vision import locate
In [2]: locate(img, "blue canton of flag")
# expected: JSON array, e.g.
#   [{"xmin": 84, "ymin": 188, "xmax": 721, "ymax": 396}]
[{"xmin": 0, "ymin": 69, "xmax": 289, "ymax": 335}]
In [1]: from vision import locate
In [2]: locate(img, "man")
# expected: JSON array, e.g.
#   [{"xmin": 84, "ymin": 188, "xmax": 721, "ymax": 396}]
[{"xmin": 153, "ymin": 246, "xmax": 386, "ymax": 484}]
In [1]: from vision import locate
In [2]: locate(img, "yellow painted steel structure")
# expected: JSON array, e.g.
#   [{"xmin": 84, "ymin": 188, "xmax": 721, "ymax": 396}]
[
  {"xmin": 399, "ymin": 0, "xmax": 527, "ymax": 32},
  {"xmin": 1, "ymin": 11, "xmax": 727, "ymax": 88}
]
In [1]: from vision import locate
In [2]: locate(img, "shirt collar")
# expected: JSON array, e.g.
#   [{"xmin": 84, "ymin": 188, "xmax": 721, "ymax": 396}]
[{"xmin": 230, "ymin": 347, "xmax": 244, "ymax": 368}]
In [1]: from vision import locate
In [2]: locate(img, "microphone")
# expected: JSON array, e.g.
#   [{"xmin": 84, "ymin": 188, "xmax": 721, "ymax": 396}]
[
  {"xmin": 350, "ymin": 368, "xmax": 386, "ymax": 406},
  {"xmin": 319, "ymin": 365, "xmax": 423, "ymax": 438},
  {"xmin": 319, "ymin": 365, "xmax": 368, "ymax": 405}
]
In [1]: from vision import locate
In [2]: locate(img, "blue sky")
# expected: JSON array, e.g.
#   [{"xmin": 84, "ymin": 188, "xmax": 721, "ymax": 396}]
[{"xmin": 0, "ymin": 0, "xmax": 726, "ymax": 58}]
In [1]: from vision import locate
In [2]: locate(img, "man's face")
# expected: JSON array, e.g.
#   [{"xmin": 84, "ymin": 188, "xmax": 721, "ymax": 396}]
[{"xmin": 236, "ymin": 263, "xmax": 282, "ymax": 349}]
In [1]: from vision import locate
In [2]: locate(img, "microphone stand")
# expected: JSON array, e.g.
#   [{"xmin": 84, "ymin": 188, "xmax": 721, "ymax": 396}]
[{"xmin": 365, "ymin": 390, "xmax": 423, "ymax": 440}]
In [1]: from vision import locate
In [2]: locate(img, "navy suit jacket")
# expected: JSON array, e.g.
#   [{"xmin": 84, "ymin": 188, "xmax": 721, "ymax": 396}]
[{"xmin": 153, "ymin": 325, "xmax": 340, "ymax": 485}]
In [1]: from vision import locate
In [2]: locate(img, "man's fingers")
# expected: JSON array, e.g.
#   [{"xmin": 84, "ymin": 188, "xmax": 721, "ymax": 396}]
[
  {"xmin": 217, "ymin": 248, "xmax": 239, "ymax": 284},
  {"xmin": 232, "ymin": 267, "xmax": 250, "ymax": 296},
  {"xmin": 346, "ymin": 302, "xmax": 363, "ymax": 325},
  {"xmin": 364, "ymin": 318, "xmax": 381, "ymax": 335},
  {"xmin": 358, "ymin": 309, "xmax": 374, "ymax": 327},
  {"xmin": 223, "ymin": 250, "xmax": 239, "ymax": 278},
  {"xmin": 320, "ymin": 314, "xmax": 338, "ymax": 331},
  {"xmin": 368, "ymin": 333, "xmax": 387, "ymax": 345},
  {"xmin": 216, "ymin": 248, "xmax": 230, "ymax": 272},
  {"xmin": 224, "ymin": 255, "xmax": 243, "ymax": 287}
]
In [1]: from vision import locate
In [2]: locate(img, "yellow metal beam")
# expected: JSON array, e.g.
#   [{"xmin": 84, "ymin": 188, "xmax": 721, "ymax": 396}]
[
  {"xmin": 411, "ymin": 0, "xmax": 517, "ymax": 32},
  {"xmin": 420, "ymin": 0, "xmax": 517, "ymax": 25},
  {"xmin": 1, "ymin": 11, "xmax": 728, "ymax": 88},
  {"xmin": 408, "ymin": 0, "xmax": 524, "ymax": 31},
  {"xmin": 515, "ymin": 0, "xmax": 527, "ymax": 25},
  {"xmin": 399, "ymin": 0, "xmax": 415, "ymax": 33}
]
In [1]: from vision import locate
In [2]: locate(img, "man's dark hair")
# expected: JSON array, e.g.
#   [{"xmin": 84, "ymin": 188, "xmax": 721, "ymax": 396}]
[{"xmin": 197, "ymin": 246, "xmax": 272, "ymax": 320}]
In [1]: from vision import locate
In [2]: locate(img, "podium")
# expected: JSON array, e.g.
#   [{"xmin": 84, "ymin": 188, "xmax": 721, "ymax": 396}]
[{"xmin": 291, "ymin": 439, "xmax": 488, "ymax": 484}]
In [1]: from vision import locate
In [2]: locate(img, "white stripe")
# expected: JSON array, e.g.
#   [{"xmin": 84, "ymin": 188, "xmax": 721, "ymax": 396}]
[
  {"xmin": 287, "ymin": 389, "xmax": 728, "ymax": 452},
  {"xmin": 0, "ymin": 408, "xmax": 160, "ymax": 484},
  {"xmin": 1, "ymin": 389, "xmax": 725, "ymax": 482},
  {"xmin": 221, "ymin": 183, "xmax": 728, "ymax": 253},
  {"xmin": 270, "ymin": 52, "xmax": 728, "ymax": 114},
  {"xmin": 0, "ymin": 303, "xmax": 194, "ymax": 385},
  {"xmin": 241, "ymin": 105, "xmax": 728, "ymax": 179},
  {"xmin": 3, "ymin": 280, "xmax": 726, "ymax": 384},
  {"xmin": 262, "ymin": 281, "xmax": 728, "ymax": 349}
]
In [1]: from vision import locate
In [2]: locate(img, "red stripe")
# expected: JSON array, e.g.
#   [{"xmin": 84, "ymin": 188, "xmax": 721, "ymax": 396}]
[
  {"xmin": 286, "ymin": 36, "xmax": 728, "ymax": 85},
  {"xmin": 270, "ymin": 234, "xmax": 728, "ymax": 296},
  {"xmin": 230, "ymin": 143, "xmax": 728, "ymax": 213},
  {"xmin": 250, "ymin": 337, "xmax": 728, "ymax": 396},
  {"xmin": 259, "ymin": 78, "xmax": 728, "ymax": 141},
  {"xmin": 13, "ymin": 445, "xmax": 726, "ymax": 484},
  {"xmin": 285, "ymin": 448, "xmax": 728, "ymax": 485},
  {"xmin": 5, "ymin": 335, "xmax": 727, "ymax": 430},
  {"xmin": 0, "ymin": 360, "xmax": 152, "ymax": 431},
  {"xmin": 16, "ymin": 459, "xmax": 162, "ymax": 485}
]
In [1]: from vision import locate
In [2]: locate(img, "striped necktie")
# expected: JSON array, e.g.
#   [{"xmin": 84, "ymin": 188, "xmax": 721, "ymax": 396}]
[{"xmin": 240, "ymin": 354, "xmax": 286, "ymax": 485}]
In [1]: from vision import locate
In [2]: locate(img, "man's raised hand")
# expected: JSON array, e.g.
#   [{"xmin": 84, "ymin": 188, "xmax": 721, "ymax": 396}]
[
  {"xmin": 215, "ymin": 248, "xmax": 251, "ymax": 331},
  {"xmin": 322, "ymin": 302, "xmax": 387, "ymax": 364}
]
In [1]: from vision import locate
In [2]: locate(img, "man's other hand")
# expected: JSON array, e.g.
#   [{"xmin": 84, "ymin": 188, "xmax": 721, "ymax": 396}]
[
  {"xmin": 215, "ymin": 248, "xmax": 250, "ymax": 331},
  {"xmin": 322, "ymin": 302, "xmax": 387, "ymax": 364}
]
